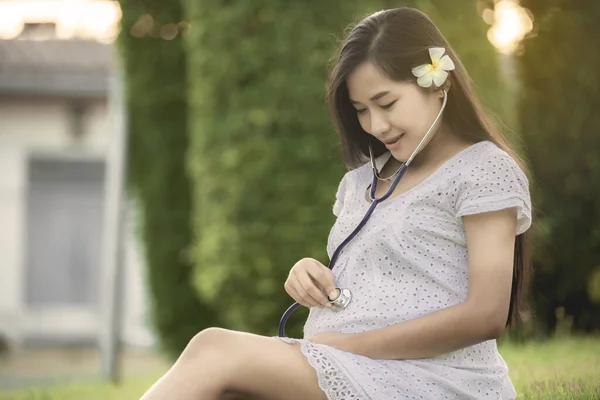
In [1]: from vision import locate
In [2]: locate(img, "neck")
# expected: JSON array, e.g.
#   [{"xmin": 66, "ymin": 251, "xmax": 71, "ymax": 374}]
[{"xmin": 406, "ymin": 125, "xmax": 469, "ymax": 170}]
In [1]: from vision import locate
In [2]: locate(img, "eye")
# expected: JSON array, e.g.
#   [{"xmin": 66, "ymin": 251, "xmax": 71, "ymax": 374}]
[
  {"xmin": 381, "ymin": 100, "xmax": 397, "ymax": 110},
  {"xmin": 355, "ymin": 108, "xmax": 367, "ymax": 115}
]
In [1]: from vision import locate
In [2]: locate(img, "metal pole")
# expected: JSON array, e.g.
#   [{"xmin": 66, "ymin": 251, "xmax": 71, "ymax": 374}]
[{"xmin": 99, "ymin": 47, "xmax": 128, "ymax": 384}]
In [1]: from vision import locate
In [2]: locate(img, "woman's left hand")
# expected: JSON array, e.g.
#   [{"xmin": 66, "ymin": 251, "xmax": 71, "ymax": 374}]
[{"xmin": 307, "ymin": 331, "xmax": 357, "ymax": 353}]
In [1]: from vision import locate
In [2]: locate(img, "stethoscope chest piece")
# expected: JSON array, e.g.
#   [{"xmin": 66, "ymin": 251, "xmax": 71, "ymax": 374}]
[{"xmin": 328, "ymin": 288, "xmax": 352, "ymax": 311}]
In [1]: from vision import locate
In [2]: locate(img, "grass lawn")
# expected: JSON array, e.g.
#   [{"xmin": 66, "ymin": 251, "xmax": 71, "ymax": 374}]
[
  {"xmin": 500, "ymin": 336, "xmax": 599, "ymax": 399},
  {"xmin": 1, "ymin": 336, "xmax": 598, "ymax": 399}
]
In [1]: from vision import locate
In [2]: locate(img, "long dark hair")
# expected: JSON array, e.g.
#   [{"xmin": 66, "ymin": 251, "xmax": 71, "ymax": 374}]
[{"xmin": 326, "ymin": 7, "xmax": 531, "ymax": 328}]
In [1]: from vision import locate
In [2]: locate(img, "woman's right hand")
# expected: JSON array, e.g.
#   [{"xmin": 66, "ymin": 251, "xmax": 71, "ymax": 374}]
[{"xmin": 284, "ymin": 258, "xmax": 337, "ymax": 308}]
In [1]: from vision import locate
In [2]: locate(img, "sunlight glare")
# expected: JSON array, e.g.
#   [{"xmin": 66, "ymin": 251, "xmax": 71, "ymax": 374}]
[
  {"xmin": 487, "ymin": 0, "xmax": 533, "ymax": 54},
  {"xmin": 0, "ymin": 0, "xmax": 121, "ymax": 42}
]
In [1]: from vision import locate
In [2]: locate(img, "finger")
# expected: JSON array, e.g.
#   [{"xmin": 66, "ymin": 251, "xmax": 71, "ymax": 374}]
[
  {"xmin": 306, "ymin": 260, "xmax": 337, "ymax": 300},
  {"xmin": 285, "ymin": 281, "xmax": 313, "ymax": 308},
  {"xmin": 297, "ymin": 271, "xmax": 331, "ymax": 307},
  {"xmin": 292, "ymin": 275, "xmax": 323, "ymax": 307}
]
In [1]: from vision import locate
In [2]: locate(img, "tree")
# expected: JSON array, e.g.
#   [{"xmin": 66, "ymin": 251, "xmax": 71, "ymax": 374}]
[
  {"xmin": 184, "ymin": 1, "xmax": 361, "ymax": 336},
  {"xmin": 117, "ymin": 0, "xmax": 219, "ymax": 357},
  {"xmin": 518, "ymin": 0, "xmax": 600, "ymax": 333}
]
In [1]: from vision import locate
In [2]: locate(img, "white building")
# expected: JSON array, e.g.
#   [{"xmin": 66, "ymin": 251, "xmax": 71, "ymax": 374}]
[{"xmin": 0, "ymin": 26, "xmax": 154, "ymax": 348}]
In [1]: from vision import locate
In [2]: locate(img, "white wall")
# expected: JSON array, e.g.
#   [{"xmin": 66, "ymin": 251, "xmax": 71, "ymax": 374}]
[
  {"xmin": 0, "ymin": 97, "xmax": 154, "ymax": 347},
  {"xmin": 0, "ymin": 147, "xmax": 25, "ymax": 337}
]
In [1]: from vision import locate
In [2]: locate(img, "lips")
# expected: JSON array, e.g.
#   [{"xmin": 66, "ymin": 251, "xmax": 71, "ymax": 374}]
[{"xmin": 382, "ymin": 133, "xmax": 405, "ymax": 145}]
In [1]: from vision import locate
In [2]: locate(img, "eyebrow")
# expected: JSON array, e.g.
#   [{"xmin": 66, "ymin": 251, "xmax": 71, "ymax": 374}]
[{"xmin": 349, "ymin": 91, "xmax": 390, "ymax": 104}]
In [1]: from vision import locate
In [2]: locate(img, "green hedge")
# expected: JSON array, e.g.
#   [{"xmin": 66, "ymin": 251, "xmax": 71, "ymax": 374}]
[
  {"xmin": 184, "ymin": 1, "xmax": 359, "ymax": 337},
  {"xmin": 518, "ymin": 0, "xmax": 600, "ymax": 333},
  {"xmin": 118, "ymin": 0, "xmax": 219, "ymax": 358}
]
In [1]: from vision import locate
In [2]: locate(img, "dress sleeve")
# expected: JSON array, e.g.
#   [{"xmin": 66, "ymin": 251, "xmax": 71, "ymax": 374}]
[
  {"xmin": 455, "ymin": 149, "xmax": 532, "ymax": 235},
  {"xmin": 332, "ymin": 171, "xmax": 352, "ymax": 217}
]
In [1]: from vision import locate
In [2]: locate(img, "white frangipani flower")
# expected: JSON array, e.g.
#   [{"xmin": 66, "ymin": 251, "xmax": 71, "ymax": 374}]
[{"xmin": 411, "ymin": 47, "xmax": 455, "ymax": 88}]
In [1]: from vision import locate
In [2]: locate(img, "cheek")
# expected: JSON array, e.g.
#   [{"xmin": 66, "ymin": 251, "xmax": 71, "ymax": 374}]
[
  {"xmin": 357, "ymin": 113, "xmax": 370, "ymax": 132},
  {"xmin": 391, "ymin": 102, "xmax": 421, "ymax": 130},
  {"xmin": 402, "ymin": 102, "xmax": 435, "ymax": 132},
  {"xmin": 396, "ymin": 97, "xmax": 424, "ymax": 119}
]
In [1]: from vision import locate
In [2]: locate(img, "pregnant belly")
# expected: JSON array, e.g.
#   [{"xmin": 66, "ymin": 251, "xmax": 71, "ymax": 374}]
[{"xmin": 301, "ymin": 283, "xmax": 457, "ymax": 339}]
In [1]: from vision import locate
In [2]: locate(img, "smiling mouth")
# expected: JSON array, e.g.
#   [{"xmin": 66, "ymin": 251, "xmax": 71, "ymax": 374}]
[{"xmin": 382, "ymin": 133, "xmax": 405, "ymax": 145}]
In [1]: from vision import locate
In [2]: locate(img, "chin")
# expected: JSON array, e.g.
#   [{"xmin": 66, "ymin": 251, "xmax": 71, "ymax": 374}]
[{"xmin": 389, "ymin": 149, "xmax": 408, "ymax": 164}]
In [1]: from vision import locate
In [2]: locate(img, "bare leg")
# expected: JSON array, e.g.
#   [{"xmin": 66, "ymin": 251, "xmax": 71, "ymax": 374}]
[
  {"xmin": 139, "ymin": 328, "xmax": 327, "ymax": 400},
  {"xmin": 220, "ymin": 391, "xmax": 264, "ymax": 400}
]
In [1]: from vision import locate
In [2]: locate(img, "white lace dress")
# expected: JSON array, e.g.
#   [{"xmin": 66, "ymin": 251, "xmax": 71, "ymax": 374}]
[{"xmin": 278, "ymin": 140, "xmax": 532, "ymax": 399}]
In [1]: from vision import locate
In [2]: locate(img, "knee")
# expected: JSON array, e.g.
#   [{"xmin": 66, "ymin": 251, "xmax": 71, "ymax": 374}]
[{"xmin": 182, "ymin": 327, "xmax": 232, "ymax": 361}]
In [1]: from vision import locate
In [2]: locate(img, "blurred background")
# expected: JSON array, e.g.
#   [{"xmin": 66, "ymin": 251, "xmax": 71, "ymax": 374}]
[{"xmin": 0, "ymin": 0, "xmax": 598, "ymax": 398}]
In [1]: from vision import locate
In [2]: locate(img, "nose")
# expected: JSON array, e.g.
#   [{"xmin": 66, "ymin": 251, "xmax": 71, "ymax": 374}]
[{"xmin": 368, "ymin": 111, "xmax": 390, "ymax": 137}]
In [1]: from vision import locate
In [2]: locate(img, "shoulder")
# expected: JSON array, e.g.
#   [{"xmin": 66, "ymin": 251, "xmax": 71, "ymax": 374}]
[
  {"xmin": 460, "ymin": 140, "xmax": 525, "ymax": 171},
  {"xmin": 332, "ymin": 168, "xmax": 360, "ymax": 217},
  {"xmin": 456, "ymin": 140, "xmax": 529, "ymax": 191},
  {"xmin": 453, "ymin": 140, "xmax": 532, "ymax": 234}
]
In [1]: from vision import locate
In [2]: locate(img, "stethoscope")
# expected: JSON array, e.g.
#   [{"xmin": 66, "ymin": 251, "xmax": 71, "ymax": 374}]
[{"xmin": 277, "ymin": 90, "xmax": 448, "ymax": 337}]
